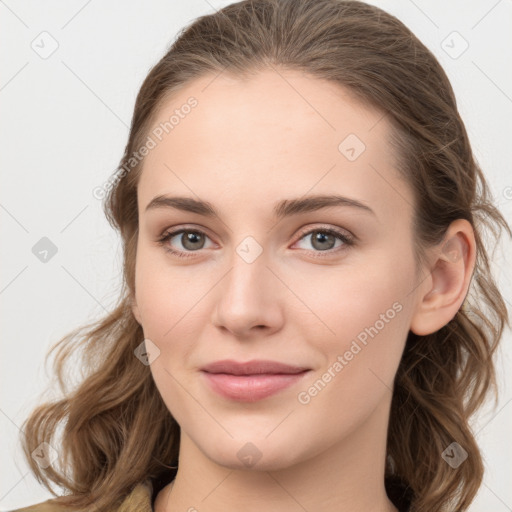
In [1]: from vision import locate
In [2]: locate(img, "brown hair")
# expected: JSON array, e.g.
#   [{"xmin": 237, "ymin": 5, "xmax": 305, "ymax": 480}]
[{"xmin": 20, "ymin": 1, "xmax": 510, "ymax": 511}]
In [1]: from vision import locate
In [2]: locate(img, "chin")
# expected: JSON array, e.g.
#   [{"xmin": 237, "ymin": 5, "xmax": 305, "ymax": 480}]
[{"xmin": 201, "ymin": 435, "xmax": 305, "ymax": 472}]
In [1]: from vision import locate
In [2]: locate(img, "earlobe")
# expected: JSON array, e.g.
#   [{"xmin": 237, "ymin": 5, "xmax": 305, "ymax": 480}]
[
  {"xmin": 410, "ymin": 220, "xmax": 475, "ymax": 336},
  {"xmin": 131, "ymin": 296, "xmax": 142, "ymax": 325}
]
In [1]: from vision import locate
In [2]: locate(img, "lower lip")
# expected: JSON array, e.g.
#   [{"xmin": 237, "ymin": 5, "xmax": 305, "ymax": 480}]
[{"xmin": 201, "ymin": 371, "xmax": 310, "ymax": 402}]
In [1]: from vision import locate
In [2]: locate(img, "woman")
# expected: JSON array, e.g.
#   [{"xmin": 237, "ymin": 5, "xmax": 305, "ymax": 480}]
[{"xmin": 11, "ymin": 1, "xmax": 510, "ymax": 511}]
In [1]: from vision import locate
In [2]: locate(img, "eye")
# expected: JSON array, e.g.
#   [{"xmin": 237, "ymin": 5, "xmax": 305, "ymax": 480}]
[
  {"xmin": 157, "ymin": 225, "xmax": 355, "ymax": 259},
  {"xmin": 157, "ymin": 228, "xmax": 214, "ymax": 259},
  {"xmin": 292, "ymin": 226, "xmax": 354, "ymax": 257}
]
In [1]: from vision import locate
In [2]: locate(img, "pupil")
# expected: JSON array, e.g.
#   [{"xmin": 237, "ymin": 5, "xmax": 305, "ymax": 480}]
[
  {"xmin": 184, "ymin": 232, "xmax": 202, "ymax": 249},
  {"xmin": 314, "ymin": 231, "xmax": 334, "ymax": 250}
]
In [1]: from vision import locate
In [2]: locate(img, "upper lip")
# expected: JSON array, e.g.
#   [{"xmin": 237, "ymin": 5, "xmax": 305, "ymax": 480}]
[{"xmin": 201, "ymin": 359, "xmax": 310, "ymax": 375}]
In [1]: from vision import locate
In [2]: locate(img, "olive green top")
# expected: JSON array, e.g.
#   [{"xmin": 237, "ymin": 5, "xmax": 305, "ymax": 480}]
[
  {"xmin": 7, "ymin": 475, "xmax": 413, "ymax": 511},
  {"xmin": 6, "ymin": 480, "xmax": 154, "ymax": 512}
]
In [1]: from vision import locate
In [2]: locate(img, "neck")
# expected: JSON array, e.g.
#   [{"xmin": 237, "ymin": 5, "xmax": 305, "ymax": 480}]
[{"xmin": 155, "ymin": 396, "xmax": 398, "ymax": 512}]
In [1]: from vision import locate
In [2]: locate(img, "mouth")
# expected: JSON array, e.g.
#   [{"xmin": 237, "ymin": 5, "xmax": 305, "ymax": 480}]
[{"xmin": 200, "ymin": 360, "xmax": 311, "ymax": 402}]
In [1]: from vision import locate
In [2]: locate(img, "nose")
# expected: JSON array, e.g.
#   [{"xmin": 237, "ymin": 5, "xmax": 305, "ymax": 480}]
[{"xmin": 211, "ymin": 248, "xmax": 284, "ymax": 339}]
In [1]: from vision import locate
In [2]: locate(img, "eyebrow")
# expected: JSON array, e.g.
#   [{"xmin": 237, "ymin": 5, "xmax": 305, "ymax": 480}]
[{"xmin": 145, "ymin": 194, "xmax": 376, "ymax": 219}]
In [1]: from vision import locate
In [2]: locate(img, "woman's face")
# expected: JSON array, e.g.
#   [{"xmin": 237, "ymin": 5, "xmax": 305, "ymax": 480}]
[{"xmin": 131, "ymin": 68, "xmax": 423, "ymax": 470}]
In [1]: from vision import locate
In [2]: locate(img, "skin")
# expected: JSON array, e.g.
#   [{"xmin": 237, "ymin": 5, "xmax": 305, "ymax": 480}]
[{"xmin": 131, "ymin": 68, "xmax": 476, "ymax": 512}]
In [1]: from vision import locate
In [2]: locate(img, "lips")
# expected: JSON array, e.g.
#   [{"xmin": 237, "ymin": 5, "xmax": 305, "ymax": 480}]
[
  {"xmin": 200, "ymin": 359, "xmax": 309, "ymax": 375},
  {"xmin": 200, "ymin": 359, "xmax": 311, "ymax": 402}
]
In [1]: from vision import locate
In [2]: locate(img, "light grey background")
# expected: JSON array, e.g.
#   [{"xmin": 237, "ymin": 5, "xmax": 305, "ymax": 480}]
[{"xmin": 1, "ymin": 0, "xmax": 511, "ymax": 510}]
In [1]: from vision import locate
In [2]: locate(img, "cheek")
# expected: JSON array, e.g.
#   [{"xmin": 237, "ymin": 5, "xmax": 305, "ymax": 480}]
[
  {"xmin": 294, "ymin": 277, "xmax": 411, "ymax": 438},
  {"xmin": 295, "ymin": 254, "xmax": 414, "ymax": 391},
  {"xmin": 134, "ymin": 246, "xmax": 205, "ymax": 338},
  {"xmin": 294, "ymin": 258, "xmax": 410, "ymax": 340}
]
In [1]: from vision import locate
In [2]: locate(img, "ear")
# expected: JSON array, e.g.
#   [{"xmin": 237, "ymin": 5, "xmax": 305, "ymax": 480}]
[
  {"xmin": 410, "ymin": 219, "xmax": 476, "ymax": 336},
  {"xmin": 131, "ymin": 295, "xmax": 142, "ymax": 325}
]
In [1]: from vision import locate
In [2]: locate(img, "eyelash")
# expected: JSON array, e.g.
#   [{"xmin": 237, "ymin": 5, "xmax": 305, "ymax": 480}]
[{"xmin": 157, "ymin": 225, "xmax": 355, "ymax": 260}]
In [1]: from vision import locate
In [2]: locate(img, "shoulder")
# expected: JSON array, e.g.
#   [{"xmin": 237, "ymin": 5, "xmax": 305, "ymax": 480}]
[
  {"xmin": 3, "ymin": 497, "xmax": 69, "ymax": 512},
  {"xmin": 5, "ymin": 481, "xmax": 154, "ymax": 512}
]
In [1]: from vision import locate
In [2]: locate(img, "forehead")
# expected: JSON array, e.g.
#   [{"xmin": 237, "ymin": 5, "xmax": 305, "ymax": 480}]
[{"xmin": 137, "ymin": 68, "xmax": 412, "ymax": 222}]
